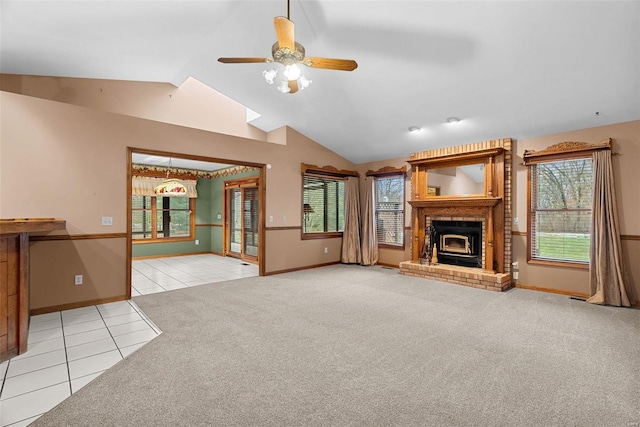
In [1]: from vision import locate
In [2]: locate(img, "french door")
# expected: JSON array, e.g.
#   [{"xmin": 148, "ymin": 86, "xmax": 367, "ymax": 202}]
[{"xmin": 225, "ymin": 178, "xmax": 259, "ymax": 262}]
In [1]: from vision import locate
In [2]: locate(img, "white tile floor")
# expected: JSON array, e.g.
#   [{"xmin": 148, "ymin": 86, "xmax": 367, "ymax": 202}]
[
  {"xmin": 0, "ymin": 300, "xmax": 161, "ymax": 427},
  {"xmin": 0, "ymin": 254, "xmax": 258, "ymax": 427},
  {"xmin": 131, "ymin": 254, "xmax": 259, "ymax": 296}
]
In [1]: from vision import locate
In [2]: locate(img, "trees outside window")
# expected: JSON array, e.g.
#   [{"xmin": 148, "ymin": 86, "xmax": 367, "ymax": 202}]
[
  {"xmin": 302, "ymin": 175, "xmax": 344, "ymax": 236},
  {"xmin": 529, "ymin": 157, "xmax": 592, "ymax": 264},
  {"xmin": 375, "ymin": 176, "xmax": 405, "ymax": 246},
  {"xmin": 132, "ymin": 195, "xmax": 194, "ymax": 242}
]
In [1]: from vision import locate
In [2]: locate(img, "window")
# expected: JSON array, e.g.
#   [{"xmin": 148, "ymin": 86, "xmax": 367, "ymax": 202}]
[
  {"xmin": 375, "ymin": 175, "xmax": 405, "ymax": 246},
  {"xmin": 132, "ymin": 195, "xmax": 195, "ymax": 242},
  {"xmin": 529, "ymin": 157, "xmax": 592, "ymax": 264},
  {"xmin": 302, "ymin": 175, "xmax": 345, "ymax": 235}
]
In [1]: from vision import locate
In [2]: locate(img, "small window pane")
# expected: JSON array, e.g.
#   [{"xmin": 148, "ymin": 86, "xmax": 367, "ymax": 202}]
[
  {"xmin": 132, "ymin": 210, "xmax": 152, "ymax": 239},
  {"xmin": 303, "ymin": 175, "xmax": 345, "ymax": 234},
  {"xmin": 375, "ymin": 176, "xmax": 404, "ymax": 246}
]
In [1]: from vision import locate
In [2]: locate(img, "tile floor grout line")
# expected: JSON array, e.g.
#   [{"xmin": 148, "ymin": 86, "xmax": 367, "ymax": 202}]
[
  {"xmin": 3, "ymin": 361, "xmax": 68, "ymax": 381},
  {"xmin": 0, "ymin": 360, "xmax": 8, "ymax": 399},
  {"xmin": 0, "ymin": 379, "xmax": 70, "ymax": 403},
  {"xmin": 3, "ymin": 344, "xmax": 64, "ymax": 364},
  {"xmin": 96, "ymin": 305, "xmax": 125, "ymax": 359},
  {"xmin": 59, "ymin": 311, "xmax": 73, "ymax": 397}
]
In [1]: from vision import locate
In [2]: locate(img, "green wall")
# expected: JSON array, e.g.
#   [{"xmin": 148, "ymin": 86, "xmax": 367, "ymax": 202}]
[{"xmin": 132, "ymin": 170, "xmax": 259, "ymax": 258}]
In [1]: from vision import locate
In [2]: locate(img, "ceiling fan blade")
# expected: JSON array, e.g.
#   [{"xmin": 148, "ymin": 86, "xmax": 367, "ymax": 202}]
[
  {"xmin": 288, "ymin": 79, "xmax": 299, "ymax": 94},
  {"xmin": 274, "ymin": 16, "xmax": 295, "ymax": 50},
  {"xmin": 218, "ymin": 57, "xmax": 271, "ymax": 64},
  {"xmin": 304, "ymin": 57, "xmax": 358, "ymax": 71}
]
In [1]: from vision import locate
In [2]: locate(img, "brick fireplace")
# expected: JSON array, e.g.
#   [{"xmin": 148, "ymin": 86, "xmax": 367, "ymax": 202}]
[{"xmin": 399, "ymin": 139, "xmax": 513, "ymax": 291}]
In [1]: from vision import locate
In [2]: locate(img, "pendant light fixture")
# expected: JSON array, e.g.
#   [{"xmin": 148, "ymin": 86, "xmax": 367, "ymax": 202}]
[{"xmin": 154, "ymin": 158, "xmax": 188, "ymax": 197}]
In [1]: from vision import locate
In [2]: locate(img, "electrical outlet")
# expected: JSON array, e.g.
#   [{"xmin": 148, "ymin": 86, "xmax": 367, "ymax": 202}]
[
  {"xmin": 324, "ymin": 247, "xmax": 328, "ymax": 254},
  {"xmin": 513, "ymin": 217, "xmax": 519, "ymax": 225},
  {"xmin": 269, "ymin": 216, "xmax": 273, "ymax": 223},
  {"xmin": 217, "ymin": 213, "xmax": 222, "ymax": 220},
  {"xmin": 195, "ymin": 240, "xmax": 199, "ymax": 245},
  {"xmin": 74, "ymin": 275, "xmax": 83, "ymax": 285},
  {"xmin": 513, "ymin": 272, "xmax": 519, "ymax": 280},
  {"xmin": 282, "ymin": 215, "xmax": 286, "ymax": 223},
  {"xmin": 101, "ymin": 216, "xmax": 113, "ymax": 226}
]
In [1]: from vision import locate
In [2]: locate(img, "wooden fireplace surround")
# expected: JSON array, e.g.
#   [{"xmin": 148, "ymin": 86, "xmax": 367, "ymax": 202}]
[{"xmin": 402, "ymin": 139, "xmax": 513, "ymax": 291}]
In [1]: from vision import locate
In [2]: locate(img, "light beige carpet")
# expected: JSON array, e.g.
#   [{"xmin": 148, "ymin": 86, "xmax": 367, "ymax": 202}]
[{"xmin": 34, "ymin": 265, "xmax": 640, "ymax": 426}]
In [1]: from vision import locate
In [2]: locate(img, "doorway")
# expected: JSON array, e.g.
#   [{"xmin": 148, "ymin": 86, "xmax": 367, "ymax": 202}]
[
  {"xmin": 225, "ymin": 178, "xmax": 259, "ymax": 262},
  {"xmin": 127, "ymin": 147, "xmax": 266, "ymax": 298}
]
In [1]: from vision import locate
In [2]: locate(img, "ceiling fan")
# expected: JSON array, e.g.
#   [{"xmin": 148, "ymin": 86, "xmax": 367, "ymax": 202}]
[{"xmin": 217, "ymin": 0, "xmax": 358, "ymax": 94}]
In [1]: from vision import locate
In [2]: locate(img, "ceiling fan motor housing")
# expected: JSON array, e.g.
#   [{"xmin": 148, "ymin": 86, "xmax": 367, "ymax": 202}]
[{"xmin": 272, "ymin": 42, "xmax": 305, "ymax": 65}]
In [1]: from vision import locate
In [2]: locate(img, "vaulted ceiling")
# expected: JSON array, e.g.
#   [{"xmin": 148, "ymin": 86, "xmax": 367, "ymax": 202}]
[{"xmin": 2, "ymin": 1, "xmax": 638, "ymax": 164}]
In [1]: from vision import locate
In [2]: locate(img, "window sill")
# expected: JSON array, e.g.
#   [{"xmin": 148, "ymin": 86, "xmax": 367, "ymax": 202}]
[
  {"xmin": 133, "ymin": 237, "xmax": 194, "ymax": 244},
  {"xmin": 527, "ymin": 259, "xmax": 589, "ymax": 270},
  {"xmin": 301, "ymin": 232, "xmax": 343, "ymax": 240},
  {"xmin": 378, "ymin": 243, "xmax": 405, "ymax": 250}
]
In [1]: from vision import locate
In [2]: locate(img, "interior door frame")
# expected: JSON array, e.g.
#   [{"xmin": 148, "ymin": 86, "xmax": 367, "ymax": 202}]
[
  {"xmin": 223, "ymin": 176, "xmax": 260, "ymax": 263},
  {"xmin": 126, "ymin": 147, "xmax": 266, "ymax": 299}
]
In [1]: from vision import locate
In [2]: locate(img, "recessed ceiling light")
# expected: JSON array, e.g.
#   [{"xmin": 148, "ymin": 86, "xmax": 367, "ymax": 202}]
[
  {"xmin": 408, "ymin": 126, "xmax": 422, "ymax": 133},
  {"xmin": 446, "ymin": 116, "xmax": 461, "ymax": 124}
]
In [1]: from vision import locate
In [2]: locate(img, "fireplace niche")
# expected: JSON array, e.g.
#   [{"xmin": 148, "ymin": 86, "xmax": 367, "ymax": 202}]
[
  {"xmin": 400, "ymin": 139, "xmax": 513, "ymax": 292},
  {"xmin": 433, "ymin": 220, "xmax": 482, "ymax": 268}
]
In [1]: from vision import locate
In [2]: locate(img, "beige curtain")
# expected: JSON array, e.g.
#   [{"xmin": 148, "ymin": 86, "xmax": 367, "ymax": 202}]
[
  {"xmin": 341, "ymin": 177, "xmax": 362, "ymax": 264},
  {"xmin": 587, "ymin": 149, "xmax": 634, "ymax": 307},
  {"xmin": 361, "ymin": 176, "xmax": 379, "ymax": 266},
  {"xmin": 132, "ymin": 176, "xmax": 198, "ymax": 198}
]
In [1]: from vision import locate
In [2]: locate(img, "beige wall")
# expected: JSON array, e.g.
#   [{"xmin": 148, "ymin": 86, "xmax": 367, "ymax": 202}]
[
  {"xmin": 1, "ymin": 85, "xmax": 354, "ymax": 311},
  {"xmin": 512, "ymin": 120, "xmax": 640, "ymax": 298},
  {"xmin": 29, "ymin": 238, "xmax": 127, "ymax": 310}
]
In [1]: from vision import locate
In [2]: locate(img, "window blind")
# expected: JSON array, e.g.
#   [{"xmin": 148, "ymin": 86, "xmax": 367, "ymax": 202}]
[
  {"xmin": 303, "ymin": 175, "xmax": 344, "ymax": 233},
  {"xmin": 375, "ymin": 176, "xmax": 404, "ymax": 246},
  {"xmin": 530, "ymin": 158, "xmax": 592, "ymax": 263}
]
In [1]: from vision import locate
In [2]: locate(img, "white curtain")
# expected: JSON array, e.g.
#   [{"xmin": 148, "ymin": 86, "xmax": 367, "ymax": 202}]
[
  {"xmin": 587, "ymin": 150, "xmax": 634, "ymax": 306},
  {"xmin": 132, "ymin": 176, "xmax": 198, "ymax": 198},
  {"xmin": 341, "ymin": 177, "xmax": 362, "ymax": 264},
  {"xmin": 361, "ymin": 176, "xmax": 378, "ymax": 266}
]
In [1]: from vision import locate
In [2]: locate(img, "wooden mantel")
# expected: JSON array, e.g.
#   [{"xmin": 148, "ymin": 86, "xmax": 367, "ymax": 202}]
[
  {"xmin": 1, "ymin": 218, "xmax": 66, "ymax": 362},
  {"xmin": 402, "ymin": 138, "xmax": 513, "ymax": 290},
  {"xmin": 409, "ymin": 196, "xmax": 501, "ymax": 209}
]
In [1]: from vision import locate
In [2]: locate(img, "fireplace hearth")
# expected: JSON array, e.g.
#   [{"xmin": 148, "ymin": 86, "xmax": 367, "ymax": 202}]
[{"xmin": 433, "ymin": 220, "xmax": 482, "ymax": 268}]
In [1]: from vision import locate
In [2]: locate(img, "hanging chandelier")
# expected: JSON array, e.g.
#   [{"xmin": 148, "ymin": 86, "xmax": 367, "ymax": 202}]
[{"xmin": 154, "ymin": 158, "xmax": 188, "ymax": 197}]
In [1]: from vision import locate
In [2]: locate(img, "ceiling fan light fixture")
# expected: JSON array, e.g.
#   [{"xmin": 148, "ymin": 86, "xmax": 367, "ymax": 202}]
[
  {"xmin": 263, "ymin": 69, "xmax": 277, "ymax": 84},
  {"xmin": 298, "ymin": 75, "xmax": 312, "ymax": 90},
  {"xmin": 284, "ymin": 64, "xmax": 301, "ymax": 81},
  {"xmin": 277, "ymin": 79, "xmax": 291, "ymax": 93}
]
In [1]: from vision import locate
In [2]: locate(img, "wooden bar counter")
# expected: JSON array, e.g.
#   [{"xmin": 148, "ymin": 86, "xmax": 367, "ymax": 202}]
[{"xmin": 0, "ymin": 218, "xmax": 66, "ymax": 362}]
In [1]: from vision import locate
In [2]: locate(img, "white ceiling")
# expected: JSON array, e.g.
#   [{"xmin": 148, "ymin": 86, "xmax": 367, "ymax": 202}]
[
  {"xmin": 131, "ymin": 153, "xmax": 235, "ymax": 172},
  {"xmin": 2, "ymin": 1, "xmax": 639, "ymax": 164}
]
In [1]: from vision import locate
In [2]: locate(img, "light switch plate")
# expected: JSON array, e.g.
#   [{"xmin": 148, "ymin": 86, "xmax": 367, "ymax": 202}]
[{"xmin": 101, "ymin": 216, "xmax": 113, "ymax": 226}]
